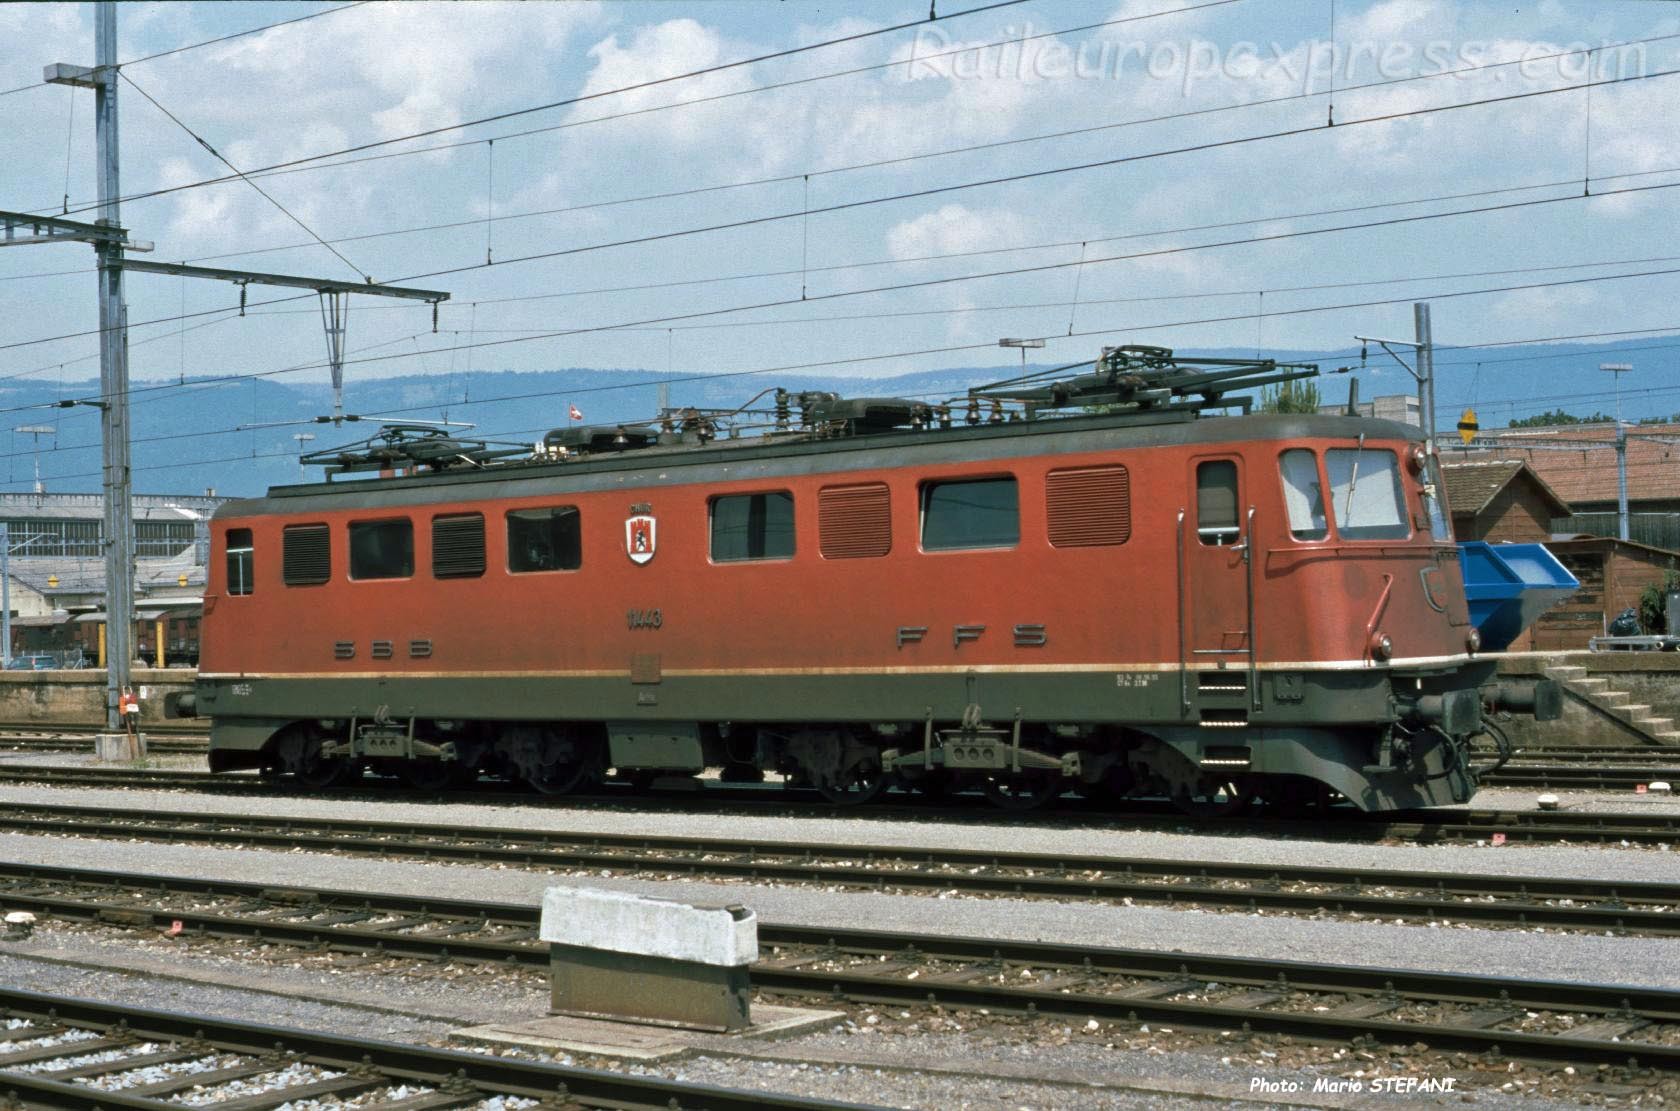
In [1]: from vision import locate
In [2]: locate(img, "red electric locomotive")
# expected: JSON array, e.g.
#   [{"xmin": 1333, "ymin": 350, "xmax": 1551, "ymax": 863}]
[{"xmin": 195, "ymin": 347, "xmax": 1558, "ymax": 812}]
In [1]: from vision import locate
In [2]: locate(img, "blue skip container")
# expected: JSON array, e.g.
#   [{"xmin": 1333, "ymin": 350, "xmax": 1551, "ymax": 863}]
[{"xmin": 1456, "ymin": 542, "xmax": 1579, "ymax": 651}]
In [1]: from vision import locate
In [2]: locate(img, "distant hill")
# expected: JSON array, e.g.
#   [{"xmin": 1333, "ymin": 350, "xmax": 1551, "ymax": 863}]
[{"xmin": 4, "ymin": 336, "xmax": 1671, "ymax": 498}]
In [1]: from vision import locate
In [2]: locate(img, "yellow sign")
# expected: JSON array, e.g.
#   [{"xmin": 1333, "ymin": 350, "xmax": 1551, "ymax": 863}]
[{"xmin": 1457, "ymin": 407, "xmax": 1479, "ymax": 445}]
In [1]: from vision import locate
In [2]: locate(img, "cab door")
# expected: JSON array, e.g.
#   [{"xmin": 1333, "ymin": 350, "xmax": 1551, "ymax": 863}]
[{"xmin": 1184, "ymin": 457, "xmax": 1253, "ymax": 661}]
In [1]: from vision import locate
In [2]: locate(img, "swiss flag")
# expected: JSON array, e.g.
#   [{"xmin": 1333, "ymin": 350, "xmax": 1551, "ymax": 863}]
[{"xmin": 568, "ymin": 404, "xmax": 583, "ymax": 421}]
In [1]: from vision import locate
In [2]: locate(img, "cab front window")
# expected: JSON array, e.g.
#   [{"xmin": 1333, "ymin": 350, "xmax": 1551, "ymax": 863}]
[
  {"xmin": 1278, "ymin": 450, "xmax": 1327, "ymax": 541},
  {"xmin": 1324, "ymin": 447, "xmax": 1410, "ymax": 541}
]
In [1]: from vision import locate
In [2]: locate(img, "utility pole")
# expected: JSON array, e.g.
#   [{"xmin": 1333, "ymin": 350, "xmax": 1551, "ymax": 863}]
[
  {"xmin": 1414, "ymin": 303, "xmax": 1435, "ymax": 455},
  {"xmin": 17, "ymin": 4, "xmax": 448, "ymax": 738},
  {"xmin": 1601, "ymin": 362, "xmax": 1633, "ymax": 541},
  {"xmin": 1, "ymin": 523, "xmax": 10, "ymax": 669}
]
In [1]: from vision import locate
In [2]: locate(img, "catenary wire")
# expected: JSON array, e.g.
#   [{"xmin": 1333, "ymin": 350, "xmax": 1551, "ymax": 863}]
[
  {"xmin": 120, "ymin": 72, "xmax": 369, "ymax": 281},
  {"xmin": 15, "ymin": 315, "xmax": 1680, "ymax": 477},
  {"xmin": 10, "ymin": 62, "xmax": 1680, "ymax": 360},
  {"xmin": 0, "ymin": 2, "xmax": 370, "ymax": 100},
  {"xmin": 38, "ymin": 0, "xmax": 1046, "ymax": 216},
  {"xmin": 84, "ymin": 28, "xmax": 1679, "ymax": 256},
  {"xmin": 21, "ymin": 258, "xmax": 1680, "ymax": 420}
]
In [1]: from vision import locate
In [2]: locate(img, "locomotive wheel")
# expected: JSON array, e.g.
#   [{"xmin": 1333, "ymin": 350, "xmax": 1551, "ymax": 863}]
[
  {"xmin": 1170, "ymin": 780, "xmax": 1253, "ymax": 818},
  {"xmin": 814, "ymin": 765, "xmax": 889, "ymax": 806},
  {"xmin": 1254, "ymin": 775, "xmax": 1331, "ymax": 817},
  {"xmin": 293, "ymin": 739, "xmax": 354, "ymax": 789},
  {"xmin": 981, "ymin": 773, "xmax": 1063, "ymax": 811},
  {"xmin": 528, "ymin": 758, "xmax": 595, "ymax": 796},
  {"xmin": 787, "ymin": 728, "xmax": 888, "ymax": 806},
  {"xmin": 501, "ymin": 725, "xmax": 600, "ymax": 796},
  {"xmin": 908, "ymin": 771, "xmax": 956, "ymax": 801},
  {"xmin": 399, "ymin": 760, "xmax": 464, "ymax": 791}
]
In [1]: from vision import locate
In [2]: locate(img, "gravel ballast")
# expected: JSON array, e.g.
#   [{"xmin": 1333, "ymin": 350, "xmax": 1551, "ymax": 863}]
[
  {"xmin": 0, "ymin": 830, "xmax": 1672, "ymax": 990},
  {"xmin": 0, "ymin": 781, "xmax": 1672, "ymax": 886}
]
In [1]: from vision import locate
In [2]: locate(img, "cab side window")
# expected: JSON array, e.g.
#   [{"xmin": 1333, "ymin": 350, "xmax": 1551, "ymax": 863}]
[
  {"xmin": 1195, "ymin": 461, "xmax": 1240, "ymax": 546},
  {"xmin": 225, "ymin": 528, "xmax": 254, "ymax": 595}
]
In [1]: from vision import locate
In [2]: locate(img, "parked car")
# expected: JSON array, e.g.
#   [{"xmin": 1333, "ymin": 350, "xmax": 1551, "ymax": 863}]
[{"xmin": 5, "ymin": 655, "xmax": 57, "ymax": 671}]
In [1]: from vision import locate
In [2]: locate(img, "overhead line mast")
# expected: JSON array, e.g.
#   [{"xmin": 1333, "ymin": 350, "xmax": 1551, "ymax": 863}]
[
  {"xmin": 40, "ymin": 5, "xmax": 136, "ymax": 734},
  {"xmin": 19, "ymin": 2, "xmax": 447, "ymax": 734}
]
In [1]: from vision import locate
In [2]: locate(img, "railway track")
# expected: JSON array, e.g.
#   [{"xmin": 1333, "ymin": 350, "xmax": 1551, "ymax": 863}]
[
  {"xmin": 1478, "ymin": 745, "xmax": 1680, "ymax": 790},
  {"xmin": 0, "ymin": 723, "xmax": 208, "ymax": 758},
  {"xmin": 4, "ymin": 861, "xmax": 1678, "ymax": 1074},
  {"xmin": 1483, "ymin": 765, "xmax": 1680, "ymax": 790},
  {"xmin": 0, "ymin": 983, "xmax": 861, "ymax": 1110},
  {"xmin": 0, "ymin": 762, "xmax": 1678, "ymax": 846},
  {"xmin": 1509, "ymin": 746, "xmax": 1680, "ymax": 764},
  {"xmin": 0, "ymin": 802, "xmax": 1674, "ymax": 934}
]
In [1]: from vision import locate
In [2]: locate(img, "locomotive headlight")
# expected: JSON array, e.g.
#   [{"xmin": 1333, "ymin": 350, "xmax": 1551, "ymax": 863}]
[
  {"xmin": 1370, "ymin": 632, "xmax": 1394, "ymax": 660},
  {"xmin": 1467, "ymin": 628, "xmax": 1482, "ymax": 654},
  {"xmin": 1407, "ymin": 444, "xmax": 1427, "ymax": 474}
]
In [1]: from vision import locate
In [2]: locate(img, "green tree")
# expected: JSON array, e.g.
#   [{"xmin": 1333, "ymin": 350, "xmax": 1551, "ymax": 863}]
[
  {"xmin": 1507, "ymin": 408, "xmax": 1615, "ymax": 428},
  {"xmin": 1638, "ymin": 569, "xmax": 1680, "ymax": 635},
  {"xmin": 1259, "ymin": 379, "xmax": 1321, "ymax": 414}
]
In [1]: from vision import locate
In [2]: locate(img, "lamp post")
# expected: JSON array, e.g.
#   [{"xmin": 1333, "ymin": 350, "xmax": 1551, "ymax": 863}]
[
  {"xmin": 293, "ymin": 432, "xmax": 316, "ymax": 480},
  {"xmin": 998, "ymin": 337, "xmax": 1045, "ymax": 370},
  {"xmin": 1601, "ymin": 362, "xmax": 1633, "ymax": 541},
  {"xmin": 1, "ymin": 530, "xmax": 58, "ymax": 668},
  {"xmin": 15, "ymin": 426, "xmax": 54, "ymax": 496}
]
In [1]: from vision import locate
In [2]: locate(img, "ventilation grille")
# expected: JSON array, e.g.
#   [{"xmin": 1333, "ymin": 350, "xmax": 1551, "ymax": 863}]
[
  {"xmin": 819, "ymin": 482, "xmax": 891, "ymax": 559},
  {"xmin": 432, "ymin": 513, "xmax": 486, "ymax": 578},
  {"xmin": 1047, "ymin": 465, "xmax": 1131, "ymax": 548},
  {"xmin": 281, "ymin": 524, "xmax": 330, "ymax": 585}
]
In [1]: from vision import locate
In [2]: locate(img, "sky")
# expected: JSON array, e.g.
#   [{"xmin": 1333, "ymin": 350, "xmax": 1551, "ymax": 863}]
[{"xmin": 0, "ymin": 0, "xmax": 1677, "ymax": 492}]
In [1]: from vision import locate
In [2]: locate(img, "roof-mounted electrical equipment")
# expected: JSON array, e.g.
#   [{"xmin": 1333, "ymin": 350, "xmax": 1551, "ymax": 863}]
[
  {"xmin": 300, "ymin": 424, "xmax": 528, "ymax": 479},
  {"xmin": 968, "ymin": 345, "xmax": 1319, "ymax": 420}
]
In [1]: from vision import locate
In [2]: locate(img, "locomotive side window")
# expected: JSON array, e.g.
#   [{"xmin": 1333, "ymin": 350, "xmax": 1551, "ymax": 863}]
[
  {"xmin": 349, "ymin": 518, "xmax": 414, "ymax": 580},
  {"xmin": 1278, "ymin": 451, "xmax": 1328, "ymax": 541},
  {"xmin": 1195, "ymin": 461, "xmax": 1240, "ymax": 546},
  {"xmin": 818, "ymin": 483, "xmax": 891, "ymax": 559},
  {"xmin": 225, "ymin": 528, "xmax": 254, "ymax": 595},
  {"xmin": 1046, "ymin": 465, "xmax": 1130, "ymax": 547},
  {"xmin": 920, "ymin": 477, "xmax": 1018, "ymax": 551},
  {"xmin": 1325, "ymin": 448, "xmax": 1409, "ymax": 540},
  {"xmin": 507, "ymin": 507, "xmax": 582, "ymax": 572},
  {"xmin": 281, "ymin": 523, "xmax": 330, "ymax": 585},
  {"xmin": 432, "ymin": 513, "xmax": 486, "ymax": 578},
  {"xmin": 711, "ymin": 492, "xmax": 794, "ymax": 562}
]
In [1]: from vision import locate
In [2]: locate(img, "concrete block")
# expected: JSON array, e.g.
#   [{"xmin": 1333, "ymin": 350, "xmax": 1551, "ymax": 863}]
[
  {"xmin": 94, "ymin": 733, "xmax": 146, "ymax": 761},
  {"xmin": 542, "ymin": 887, "xmax": 758, "ymax": 1031},
  {"xmin": 540, "ymin": 886, "xmax": 756, "ymax": 966}
]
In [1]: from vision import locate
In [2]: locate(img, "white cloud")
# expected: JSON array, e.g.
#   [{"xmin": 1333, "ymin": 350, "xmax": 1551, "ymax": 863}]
[{"xmin": 886, "ymin": 204, "xmax": 1030, "ymax": 260}]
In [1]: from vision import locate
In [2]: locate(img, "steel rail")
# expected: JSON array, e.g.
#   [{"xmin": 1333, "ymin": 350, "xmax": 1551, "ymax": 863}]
[
  {"xmin": 0, "ymin": 984, "xmax": 874, "ymax": 1110},
  {"xmin": 2, "ymin": 861, "xmax": 1676, "ymax": 1073},
  {"xmin": 1483, "ymin": 766, "xmax": 1676, "ymax": 790},
  {"xmin": 1, "ymin": 763, "xmax": 1679, "ymax": 846},
  {"xmin": 1508, "ymin": 747, "xmax": 1680, "ymax": 763},
  {"xmin": 0, "ymin": 802, "xmax": 1673, "ymax": 934},
  {"xmin": 0, "ymin": 721, "xmax": 208, "ymax": 737}
]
